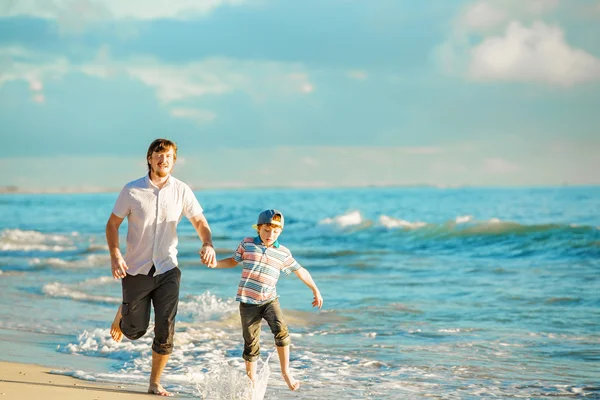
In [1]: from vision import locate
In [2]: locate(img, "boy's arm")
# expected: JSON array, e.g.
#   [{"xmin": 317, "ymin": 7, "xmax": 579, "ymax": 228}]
[
  {"xmin": 209, "ymin": 257, "xmax": 238, "ymax": 269},
  {"xmin": 293, "ymin": 267, "xmax": 323, "ymax": 309}
]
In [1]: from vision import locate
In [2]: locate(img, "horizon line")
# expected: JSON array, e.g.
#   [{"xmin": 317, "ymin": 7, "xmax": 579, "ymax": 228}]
[{"xmin": 1, "ymin": 182, "xmax": 599, "ymax": 195}]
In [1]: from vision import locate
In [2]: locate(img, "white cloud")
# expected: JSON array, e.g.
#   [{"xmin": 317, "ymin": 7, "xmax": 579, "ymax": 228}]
[
  {"xmin": 0, "ymin": 46, "xmax": 315, "ymax": 107},
  {"xmin": 483, "ymin": 157, "xmax": 519, "ymax": 173},
  {"xmin": 0, "ymin": 0, "xmax": 251, "ymax": 34},
  {"xmin": 302, "ymin": 157, "xmax": 318, "ymax": 167},
  {"xmin": 32, "ymin": 93, "xmax": 45, "ymax": 104},
  {"xmin": 0, "ymin": 0, "xmax": 248, "ymax": 20},
  {"xmin": 461, "ymin": 1, "xmax": 507, "ymax": 31},
  {"xmin": 29, "ymin": 79, "xmax": 43, "ymax": 91},
  {"xmin": 469, "ymin": 22, "xmax": 600, "ymax": 86},
  {"xmin": 4, "ymin": 142, "xmax": 599, "ymax": 191},
  {"xmin": 460, "ymin": 0, "xmax": 559, "ymax": 31},
  {"xmin": 402, "ymin": 147, "xmax": 441, "ymax": 155},
  {"xmin": 436, "ymin": 0, "xmax": 600, "ymax": 87},
  {"xmin": 170, "ymin": 108, "xmax": 216, "ymax": 125},
  {"xmin": 347, "ymin": 70, "xmax": 369, "ymax": 80}
]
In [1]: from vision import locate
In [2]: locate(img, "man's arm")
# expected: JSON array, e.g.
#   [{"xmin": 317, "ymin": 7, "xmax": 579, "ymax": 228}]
[
  {"xmin": 190, "ymin": 213, "xmax": 216, "ymax": 267},
  {"xmin": 106, "ymin": 213, "xmax": 128, "ymax": 279},
  {"xmin": 293, "ymin": 267, "xmax": 323, "ymax": 309},
  {"xmin": 209, "ymin": 257, "xmax": 238, "ymax": 269}
]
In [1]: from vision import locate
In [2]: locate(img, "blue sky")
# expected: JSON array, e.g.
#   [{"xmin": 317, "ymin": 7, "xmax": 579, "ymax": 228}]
[{"xmin": 1, "ymin": 0, "xmax": 599, "ymax": 191}]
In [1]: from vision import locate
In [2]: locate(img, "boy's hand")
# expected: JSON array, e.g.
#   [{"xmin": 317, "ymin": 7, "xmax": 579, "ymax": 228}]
[
  {"xmin": 312, "ymin": 290, "xmax": 323, "ymax": 309},
  {"xmin": 199, "ymin": 243, "xmax": 216, "ymax": 267}
]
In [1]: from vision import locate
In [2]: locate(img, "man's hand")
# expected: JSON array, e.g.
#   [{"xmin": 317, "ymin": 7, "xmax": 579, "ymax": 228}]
[
  {"xmin": 200, "ymin": 244, "xmax": 217, "ymax": 268},
  {"xmin": 111, "ymin": 256, "xmax": 128, "ymax": 279}
]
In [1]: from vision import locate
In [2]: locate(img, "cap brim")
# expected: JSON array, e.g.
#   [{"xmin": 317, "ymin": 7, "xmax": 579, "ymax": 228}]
[{"xmin": 252, "ymin": 222, "xmax": 283, "ymax": 229}]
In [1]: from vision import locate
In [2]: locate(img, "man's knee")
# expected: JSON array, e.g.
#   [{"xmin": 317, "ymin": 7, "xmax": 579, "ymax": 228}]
[
  {"xmin": 120, "ymin": 320, "xmax": 148, "ymax": 340},
  {"xmin": 120, "ymin": 302, "xmax": 150, "ymax": 340},
  {"xmin": 152, "ymin": 338, "xmax": 173, "ymax": 355},
  {"xmin": 151, "ymin": 317, "xmax": 176, "ymax": 355}
]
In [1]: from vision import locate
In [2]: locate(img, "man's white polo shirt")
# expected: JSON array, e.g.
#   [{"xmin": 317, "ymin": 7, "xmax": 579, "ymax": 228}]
[{"xmin": 112, "ymin": 175, "xmax": 203, "ymax": 276}]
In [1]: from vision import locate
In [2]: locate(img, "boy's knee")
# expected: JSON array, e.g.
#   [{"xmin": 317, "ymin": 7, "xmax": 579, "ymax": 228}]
[
  {"xmin": 271, "ymin": 320, "xmax": 290, "ymax": 347},
  {"xmin": 243, "ymin": 352, "xmax": 260, "ymax": 362},
  {"xmin": 274, "ymin": 334, "xmax": 290, "ymax": 347},
  {"xmin": 273, "ymin": 325, "xmax": 290, "ymax": 347}
]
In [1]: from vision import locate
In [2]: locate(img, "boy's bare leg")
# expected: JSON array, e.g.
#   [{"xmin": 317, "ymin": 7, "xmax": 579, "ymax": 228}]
[
  {"xmin": 276, "ymin": 345, "xmax": 299, "ymax": 391},
  {"xmin": 245, "ymin": 360, "xmax": 257, "ymax": 387},
  {"xmin": 110, "ymin": 304, "xmax": 123, "ymax": 342},
  {"xmin": 148, "ymin": 351, "xmax": 172, "ymax": 396}
]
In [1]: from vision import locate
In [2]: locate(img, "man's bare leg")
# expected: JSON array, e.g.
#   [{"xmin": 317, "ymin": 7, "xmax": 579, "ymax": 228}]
[
  {"xmin": 277, "ymin": 345, "xmax": 299, "ymax": 391},
  {"xmin": 148, "ymin": 351, "xmax": 172, "ymax": 396},
  {"xmin": 110, "ymin": 304, "xmax": 123, "ymax": 342},
  {"xmin": 245, "ymin": 360, "xmax": 257, "ymax": 387}
]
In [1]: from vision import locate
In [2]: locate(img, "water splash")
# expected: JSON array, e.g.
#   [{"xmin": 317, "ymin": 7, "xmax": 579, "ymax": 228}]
[{"xmin": 191, "ymin": 352, "xmax": 272, "ymax": 399}]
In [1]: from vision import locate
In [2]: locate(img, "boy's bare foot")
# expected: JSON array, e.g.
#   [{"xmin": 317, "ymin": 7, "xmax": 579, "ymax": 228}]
[
  {"xmin": 148, "ymin": 382, "xmax": 173, "ymax": 396},
  {"xmin": 110, "ymin": 305, "xmax": 123, "ymax": 342},
  {"xmin": 282, "ymin": 372, "xmax": 300, "ymax": 391}
]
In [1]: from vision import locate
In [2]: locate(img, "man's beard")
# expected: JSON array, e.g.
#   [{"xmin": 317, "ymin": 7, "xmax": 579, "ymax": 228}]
[{"xmin": 152, "ymin": 166, "xmax": 170, "ymax": 178}]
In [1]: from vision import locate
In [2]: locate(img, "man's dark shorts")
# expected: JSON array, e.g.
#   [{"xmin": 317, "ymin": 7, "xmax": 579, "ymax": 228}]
[
  {"xmin": 240, "ymin": 298, "xmax": 290, "ymax": 362},
  {"xmin": 120, "ymin": 266, "xmax": 181, "ymax": 355}
]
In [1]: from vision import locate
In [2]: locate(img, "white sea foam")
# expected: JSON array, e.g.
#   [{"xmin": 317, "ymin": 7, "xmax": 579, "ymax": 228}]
[
  {"xmin": 178, "ymin": 291, "xmax": 237, "ymax": 322},
  {"xmin": 379, "ymin": 215, "xmax": 427, "ymax": 229},
  {"xmin": 43, "ymin": 276, "xmax": 120, "ymax": 304},
  {"xmin": 455, "ymin": 215, "xmax": 473, "ymax": 224},
  {"xmin": 319, "ymin": 210, "xmax": 363, "ymax": 227},
  {"xmin": 31, "ymin": 254, "xmax": 110, "ymax": 268},
  {"xmin": 0, "ymin": 228, "xmax": 76, "ymax": 252}
]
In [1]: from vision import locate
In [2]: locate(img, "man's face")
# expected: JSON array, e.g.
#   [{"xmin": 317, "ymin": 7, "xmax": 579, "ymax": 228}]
[
  {"xmin": 258, "ymin": 223, "xmax": 282, "ymax": 247},
  {"xmin": 148, "ymin": 147, "xmax": 175, "ymax": 178}
]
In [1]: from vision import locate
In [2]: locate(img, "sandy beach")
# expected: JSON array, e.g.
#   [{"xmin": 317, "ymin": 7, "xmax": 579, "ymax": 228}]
[{"xmin": 0, "ymin": 361, "xmax": 161, "ymax": 399}]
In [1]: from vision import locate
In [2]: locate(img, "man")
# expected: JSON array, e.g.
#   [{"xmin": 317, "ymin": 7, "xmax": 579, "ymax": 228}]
[{"xmin": 106, "ymin": 138, "xmax": 216, "ymax": 396}]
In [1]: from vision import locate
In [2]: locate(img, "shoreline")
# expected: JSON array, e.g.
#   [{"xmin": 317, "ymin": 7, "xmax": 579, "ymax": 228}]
[{"xmin": 0, "ymin": 361, "xmax": 160, "ymax": 399}]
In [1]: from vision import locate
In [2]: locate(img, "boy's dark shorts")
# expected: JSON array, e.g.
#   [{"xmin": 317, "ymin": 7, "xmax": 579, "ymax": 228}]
[
  {"xmin": 239, "ymin": 298, "xmax": 290, "ymax": 362},
  {"xmin": 120, "ymin": 266, "xmax": 181, "ymax": 355}
]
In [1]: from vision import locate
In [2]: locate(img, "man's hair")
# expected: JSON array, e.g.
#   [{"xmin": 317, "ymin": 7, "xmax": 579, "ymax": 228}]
[{"xmin": 146, "ymin": 138, "xmax": 177, "ymax": 171}]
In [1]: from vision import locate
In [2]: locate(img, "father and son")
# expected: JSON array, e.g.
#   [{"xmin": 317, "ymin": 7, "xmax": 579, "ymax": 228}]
[{"xmin": 106, "ymin": 138, "xmax": 323, "ymax": 396}]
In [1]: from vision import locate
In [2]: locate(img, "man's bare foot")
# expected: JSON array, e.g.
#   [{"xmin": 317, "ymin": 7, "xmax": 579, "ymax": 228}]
[
  {"xmin": 110, "ymin": 305, "xmax": 123, "ymax": 342},
  {"xmin": 148, "ymin": 382, "xmax": 173, "ymax": 396},
  {"xmin": 282, "ymin": 372, "xmax": 300, "ymax": 391}
]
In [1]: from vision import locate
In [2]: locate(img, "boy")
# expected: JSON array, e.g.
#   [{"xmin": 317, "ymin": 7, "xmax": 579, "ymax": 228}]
[{"xmin": 208, "ymin": 209, "xmax": 323, "ymax": 391}]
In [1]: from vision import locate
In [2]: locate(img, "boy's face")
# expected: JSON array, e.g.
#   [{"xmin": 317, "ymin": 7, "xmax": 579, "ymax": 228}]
[{"xmin": 258, "ymin": 223, "xmax": 282, "ymax": 247}]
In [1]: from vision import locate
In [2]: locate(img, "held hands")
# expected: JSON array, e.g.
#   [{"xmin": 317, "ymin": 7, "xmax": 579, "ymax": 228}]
[
  {"xmin": 199, "ymin": 243, "xmax": 217, "ymax": 268},
  {"xmin": 312, "ymin": 290, "xmax": 323, "ymax": 309},
  {"xmin": 111, "ymin": 256, "xmax": 128, "ymax": 279}
]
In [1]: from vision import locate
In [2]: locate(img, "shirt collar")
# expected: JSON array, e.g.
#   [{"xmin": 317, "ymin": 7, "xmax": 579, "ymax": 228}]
[
  {"xmin": 145, "ymin": 173, "xmax": 171, "ymax": 189},
  {"xmin": 253, "ymin": 235, "xmax": 280, "ymax": 248}
]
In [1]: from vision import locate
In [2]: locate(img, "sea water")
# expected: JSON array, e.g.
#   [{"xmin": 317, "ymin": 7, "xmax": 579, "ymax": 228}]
[{"xmin": 0, "ymin": 186, "xmax": 598, "ymax": 399}]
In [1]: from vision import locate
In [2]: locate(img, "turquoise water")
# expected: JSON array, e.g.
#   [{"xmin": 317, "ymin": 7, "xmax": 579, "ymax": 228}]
[{"xmin": 0, "ymin": 187, "xmax": 599, "ymax": 399}]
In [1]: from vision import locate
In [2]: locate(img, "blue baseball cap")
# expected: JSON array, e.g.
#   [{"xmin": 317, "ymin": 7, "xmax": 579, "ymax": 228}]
[{"xmin": 252, "ymin": 209, "xmax": 284, "ymax": 229}]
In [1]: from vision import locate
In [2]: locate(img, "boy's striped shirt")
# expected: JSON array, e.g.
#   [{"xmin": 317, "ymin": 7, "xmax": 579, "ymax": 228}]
[{"xmin": 233, "ymin": 236, "xmax": 301, "ymax": 304}]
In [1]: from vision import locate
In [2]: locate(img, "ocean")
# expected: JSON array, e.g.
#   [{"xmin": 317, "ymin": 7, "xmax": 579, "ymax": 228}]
[{"xmin": 0, "ymin": 186, "xmax": 598, "ymax": 399}]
